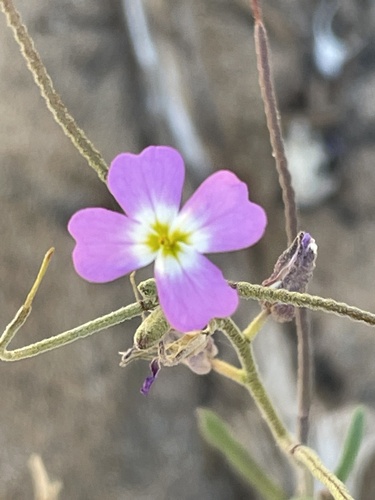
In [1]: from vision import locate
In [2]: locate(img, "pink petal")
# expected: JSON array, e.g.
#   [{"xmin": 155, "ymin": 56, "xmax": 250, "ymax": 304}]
[
  {"xmin": 154, "ymin": 246, "xmax": 238, "ymax": 332},
  {"xmin": 108, "ymin": 146, "xmax": 185, "ymax": 223},
  {"xmin": 68, "ymin": 208, "xmax": 155, "ymax": 282},
  {"xmin": 175, "ymin": 170, "xmax": 267, "ymax": 253}
]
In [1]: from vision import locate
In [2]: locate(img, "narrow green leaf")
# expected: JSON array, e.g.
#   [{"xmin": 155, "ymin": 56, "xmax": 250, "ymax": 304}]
[
  {"xmin": 197, "ymin": 408, "xmax": 287, "ymax": 500},
  {"xmin": 335, "ymin": 406, "xmax": 365, "ymax": 483}
]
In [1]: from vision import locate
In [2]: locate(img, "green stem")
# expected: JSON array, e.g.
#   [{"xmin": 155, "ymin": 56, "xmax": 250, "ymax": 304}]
[
  {"xmin": 216, "ymin": 318, "xmax": 293, "ymax": 447},
  {"xmin": 211, "ymin": 358, "xmax": 246, "ymax": 383},
  {"xmin": 0, "ymin": 249, "xmax": 156, "ymax": 361},
  {"xmin": 0, "ymin": 300, "xmax": 153, "ymax": 362},
  {"xmin": 215, "ymin": 318, "xmax": 353, "ymax": 500},
  {"xmin": 0, "ymin": 248, "xmax": 54, "ymax": 350},
  {"xmin": 293, "ymin": 445, "xmax": 353, "ymax": 500},
  {"xmin": 136, "ymin": 278, "xmax": 375, "ymax": 329},
  {"xmin": 235, "ymin": 282, "xmax": 375, "ymax": 327},
  {"xmin": 0, "ymin": 0, "xmax": 108, "ymax": 182},
  {"xmin": 242, "ymin": 309, "xmax": 269, "ymax": 342}
]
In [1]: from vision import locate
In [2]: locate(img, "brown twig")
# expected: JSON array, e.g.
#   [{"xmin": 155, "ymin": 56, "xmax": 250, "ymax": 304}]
[
  {"xmin": 248, "ymin": 0, "xmax": 312, "ymax": 494},
  {"xmin": 254, "ymin": 20, "xmax": 298, "ymax": 242}
]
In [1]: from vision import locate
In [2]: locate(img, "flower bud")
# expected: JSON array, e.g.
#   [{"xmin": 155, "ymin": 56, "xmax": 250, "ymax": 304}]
[{"xmin": 133, "ymin": 307, "xmax": 170, "ymax": 350}]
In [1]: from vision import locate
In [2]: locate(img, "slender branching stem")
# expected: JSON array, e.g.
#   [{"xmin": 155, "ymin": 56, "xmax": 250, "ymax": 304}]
[
  {"xmin": 4, "ymin": 275, "xmax": 374, "ymax": 362},
  {"xmin": 211, "ymin": 358, "xmax": 246, "ymax": 384},
  {"xmin": 251, "ymin": 4, "xmax": 297, "ymax": 241},
  {"xmin": 0, "ymin": 248, "xmax": 54, "ymax": 351},
  {"xmin": 1, "ymin": 264, "xmax": 374, "ymax": 364},
  {"xmin": 254, "ymin": 18, "xmax": 297, "ymax": 241},
  {"xmin": 235, "ymin": 282, "xmax": 375, "ymax": 327},
  {"xmin": 295, "ymin": 309, "xmax": 312, "ymax": 444},
  {"xmin": 0, "ymin": 252, "xmax": 368, "ymax": 498},
  {"xmin": 0, "ymin": 250, "xmax": 155, "ymax": 362},
  {"xmin": 216, "ymin": 318, "xmax": 294, "ymax": 447},
  {"xmin": 127, "ymin": 277, "xmax": 375, "ymax": 328},
  {"xmin": 0, "ymin": 0, "xmax": 108, "ymax": 182},
  {"xmin": 242, "ymin": 309, "xmax": 269, "ymax": 342},
  {"xmin": 292, "ymin": 445, "xmax": 352, "ymax": 500},
  {"xmin": 215, "ymin": 318, "xmax": 353, "ymax": 500},
  {"xmin": 248, "ymin": 3, "xmax": 311, "ymax": 488},
  {"xmin": 295, "ymin": 308, "xmax": 314, "ymax": 495},
  {"xmin": 0, "ymin": 301, "xmax": 151, "ymax": 362}
]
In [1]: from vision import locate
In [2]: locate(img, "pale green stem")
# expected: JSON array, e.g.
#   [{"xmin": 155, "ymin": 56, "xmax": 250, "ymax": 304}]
[
  {"xmin": 0, "ymin": 248, "xmax": 54, "ymax": 350},
  {"xmin": 0, "ymin": 301, "xmax": 151, "ymax": 362},
  {"xmin": 140, "ymin": 278, "xmax": 375, "ymax": 328},
  {"xmin": 211, "ymin": 358, "xmax": 246, "ymax": 383},
  {"xmin": 215, "ymin": 317, "xmax": 353, "ymax": 500},
  {"xmin": 0, "ymin": 249, "xmax": 155, "ymax": 361},
  {"xmin": 242, "ymin": 309, "xmax": 269, "ymax": 342},
  {"xmin": 0, "ymin": 0, "xmax": 108, "ymax": 182},
  {"xmin": 292, "ymin": 446, "xmax": 353, "ymax": 500},
  {"xmin": 215, "ymin": 317, "xmax": 294, "ymax": 447},
  {"xmin": 235, "ymin": 282, "xmax": 375, "ymax": 327}
]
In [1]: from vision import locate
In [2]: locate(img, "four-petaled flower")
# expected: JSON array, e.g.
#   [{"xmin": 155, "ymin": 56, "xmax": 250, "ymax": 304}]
[{"xmin": 68, "ymin": 146, "xmax": 267, "ymax": 331}]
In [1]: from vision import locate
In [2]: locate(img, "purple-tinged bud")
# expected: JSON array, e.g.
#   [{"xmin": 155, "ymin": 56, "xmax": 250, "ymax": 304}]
[{"xmin": 261, "ymin": 231, "xmax": 317, "ymax": 322}]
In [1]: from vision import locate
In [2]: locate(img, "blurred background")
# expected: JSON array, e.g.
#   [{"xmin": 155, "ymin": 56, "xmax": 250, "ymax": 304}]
[{"xmin": 1, "ymin": 0, "xmax": 375, "ymax": 498}]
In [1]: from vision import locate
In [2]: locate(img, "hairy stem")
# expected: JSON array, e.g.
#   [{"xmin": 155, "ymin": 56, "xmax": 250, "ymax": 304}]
[
  {"xmin": 235, "ymin": 282, "xmax": 375, "ymax": 327},
  {"xmin": 134, "ymin": 278, "xmax": 375, "ymax": 328},
  {"xmin": 0, "ymin": 300, "xmax": 154, "ymax": 362},
  {"xmin": 0, "ymin": 0, "xmax": 108, "ymax": 181},
  {"xmin": 215, "ymin": 318, "xmax": 353, "ymax": 500},
  {"xmin": 0, "ymin": 250, "xmax": 156, "ymax": 361},
  {"xmin": 216, "ymin": 318, "xmax": 293, "ymax": 447}
]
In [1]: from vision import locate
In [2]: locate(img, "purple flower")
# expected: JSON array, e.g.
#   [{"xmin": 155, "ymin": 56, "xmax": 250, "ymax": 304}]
[{"xmin": 68, "ymin": 146, "xmax": 267, "ymax": 331}]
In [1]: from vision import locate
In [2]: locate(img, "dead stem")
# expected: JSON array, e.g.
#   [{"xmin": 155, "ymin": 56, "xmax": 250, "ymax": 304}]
[{"xmin": 248, "ymin": 3, "xmax": 311, "ymax": 488}]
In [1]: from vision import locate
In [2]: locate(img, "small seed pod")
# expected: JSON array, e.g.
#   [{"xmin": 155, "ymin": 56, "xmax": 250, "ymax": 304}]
[
  {"xmin": 261, "ymin": 232, "xmax": 317, "ymax": 322},
  {"xmin": 134, "ymin": 306, "xmax": 170, "ymax": 350}
]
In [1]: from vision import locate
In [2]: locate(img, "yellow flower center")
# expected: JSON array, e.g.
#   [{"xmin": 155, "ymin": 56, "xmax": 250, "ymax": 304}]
[{"xmin": 146, "ymin": 221, "xmax": 190, "ymax": 258}]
